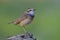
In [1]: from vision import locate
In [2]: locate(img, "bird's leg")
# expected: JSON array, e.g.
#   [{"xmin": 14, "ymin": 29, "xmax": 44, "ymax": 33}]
[
  {"xmin": 22, "ymin": 26, "xmax": 29, "ymax": 38},
  {"xmin": 22, "ymin": 26, "xmax": 27, "ymax": 34}
]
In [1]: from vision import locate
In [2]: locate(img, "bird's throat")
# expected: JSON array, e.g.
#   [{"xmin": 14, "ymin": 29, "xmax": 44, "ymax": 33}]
[{"xmin": 29, "ymin": 14, "xmax": 34, "ymax": 17}]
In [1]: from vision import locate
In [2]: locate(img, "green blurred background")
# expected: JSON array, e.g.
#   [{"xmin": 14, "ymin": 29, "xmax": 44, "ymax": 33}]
[{"xmin": 0, "ymin": 0, "xmax": 60, "ymax": 40}]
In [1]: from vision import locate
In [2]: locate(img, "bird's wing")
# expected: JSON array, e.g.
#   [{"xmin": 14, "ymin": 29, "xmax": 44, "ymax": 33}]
[{"xmin": 9, "ymin": 14, "xmax": 29, "ymax": 25}]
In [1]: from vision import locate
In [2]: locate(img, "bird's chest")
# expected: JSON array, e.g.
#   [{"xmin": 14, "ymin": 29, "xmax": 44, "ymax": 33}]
[
  {"xmin": 20, "ymin": 18, "xmax": 31, "ymax": 26},
  {"xmin": 20, "ymin": 14, "xmax": 34, "ymax": 26},
  {"xmin": 27, "ymin": 14, "xmax": 34, "ymax": 20}
]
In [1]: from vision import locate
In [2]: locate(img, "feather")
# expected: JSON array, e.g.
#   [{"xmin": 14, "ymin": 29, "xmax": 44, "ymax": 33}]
[{"xmin": 8, "ymin": 14, "xmax": 29, "ymax": 25}]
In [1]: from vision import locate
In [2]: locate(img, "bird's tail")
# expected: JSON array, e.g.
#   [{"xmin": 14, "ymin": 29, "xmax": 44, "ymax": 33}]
[
  {"xmin": 8, "ymin": 20, "xmax": 20, "ymax": 25},
  {"xmin": 8, "ymin": 21, "xmax": 14, "ymax": 24}
]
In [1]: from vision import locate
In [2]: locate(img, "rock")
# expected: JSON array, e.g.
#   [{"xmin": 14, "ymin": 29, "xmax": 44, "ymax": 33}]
[{"xmin": 8, "ymin": 32, "xmax": 36, "ymax": 40}]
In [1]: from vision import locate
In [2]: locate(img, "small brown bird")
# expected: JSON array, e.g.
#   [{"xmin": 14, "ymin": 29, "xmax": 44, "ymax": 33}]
[{"xmin": 9, "ymin": 8, "xmax": 35, "ymax": 33}]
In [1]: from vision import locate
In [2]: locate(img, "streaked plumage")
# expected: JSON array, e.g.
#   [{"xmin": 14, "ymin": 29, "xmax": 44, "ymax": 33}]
[{"xmin": 9, "ymin": 8, "xmax": 35, "ymax": 33}]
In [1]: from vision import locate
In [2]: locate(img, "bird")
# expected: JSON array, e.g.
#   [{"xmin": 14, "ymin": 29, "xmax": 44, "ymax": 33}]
[{"xmin": 9, "ymin": 8, "xmax": 35, "ymax": 33}]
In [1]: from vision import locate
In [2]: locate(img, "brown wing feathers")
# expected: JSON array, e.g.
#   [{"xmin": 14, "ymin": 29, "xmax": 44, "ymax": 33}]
[{"xmin": 9, "ymin": 14, "xmax": 28, "ymax": 25}]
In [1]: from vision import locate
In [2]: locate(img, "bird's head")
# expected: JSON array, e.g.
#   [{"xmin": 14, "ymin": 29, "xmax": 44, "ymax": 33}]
[
  {"xmin": 27, "ymin": 8, "xmax": 35, "ymax": 12},
  {"xmin": 26, "ymin": 8, "xmax": 36, "ymax": 16}
]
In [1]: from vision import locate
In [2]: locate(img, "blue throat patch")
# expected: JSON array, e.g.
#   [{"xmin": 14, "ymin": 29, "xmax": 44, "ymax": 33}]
[
  {"xmin": 29, "ymin": 14, "xmax": 34, "ymax": 17},
  {"xmin": 29, "ymin": 11, "xmax": 34, "ymax": 17}
]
